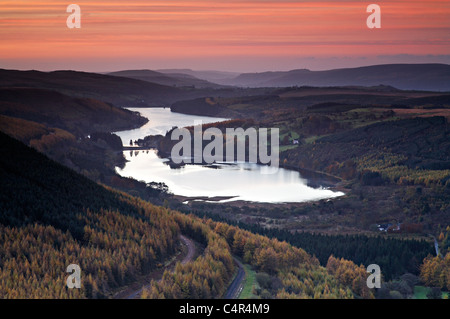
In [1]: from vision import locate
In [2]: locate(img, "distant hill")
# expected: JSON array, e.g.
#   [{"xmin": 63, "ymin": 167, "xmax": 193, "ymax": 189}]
[
  {"xmin": 220, "ymin": 64, "xmax": 450, "ymax": 91},
  {"xmin": 0, "ymin": 69, "xmax": 262, "ymax": 107},
  {"xmin": 167, "ymin": 86, "xmax": 450, "ymax": 120},
  {"xmin": 0, "ymin": 87, "xmax": 147, "ymax": 136},
  {"xmin": 108, "ymin": 69, "xmax": 226, "ymax": 88},
  {"xmin": 157, "ymin": 69, "xmax": 240, "ymax": 84},
  {"xmin": 0, "ymin": 69, "xmax": 226, "ymax": 107}
]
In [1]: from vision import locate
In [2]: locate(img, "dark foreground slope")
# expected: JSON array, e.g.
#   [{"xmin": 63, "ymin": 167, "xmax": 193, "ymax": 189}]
[{"xmin": 0, "ymin": 131, "xmax": 180, "ymax": 298}]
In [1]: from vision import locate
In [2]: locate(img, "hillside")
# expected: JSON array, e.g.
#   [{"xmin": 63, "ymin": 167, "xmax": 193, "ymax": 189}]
[
  {"xmin": 171, "ymin": 97, "xmax": 242, "ymax": 118},
  {"xmin": 160, "ymin": 86, "xmax": 450, "ymax": 239},
  {"xmin": 0, "ymin": 131, "xmax": 180, "ymax": 298},
  {"xmin": 220, "ymin": 64, "xmax": 450, "ymax": 91},
  {"xmin": 168, "ymin": 86, "xmax": 450, "ymax": 120},
  {"xmin": 0, "ymin": 132, "xmax": 372, "ymax": 299},
  {"xmin": 0, "ymin": 69, "xmax": 185, "ymax": 107},
  {"xmin": 279, "ymin": 116, "xmax": 450, "ymax": 187},
  {"xmin": 0, "ymin": 69, "xmax": 269, "ymax": 108},
  {"xmin": 0, "ymin": 87, "xmax": 147, "ymax": 136},
  {"xmin": 0, "ymin": 87, "xmax": 151, "ymax": 188}
]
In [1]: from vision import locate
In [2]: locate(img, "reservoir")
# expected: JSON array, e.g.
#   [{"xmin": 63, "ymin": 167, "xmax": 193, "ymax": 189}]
[{"xmin": 114, "ymin": 108, "xmax": 344, "ymax": 203}]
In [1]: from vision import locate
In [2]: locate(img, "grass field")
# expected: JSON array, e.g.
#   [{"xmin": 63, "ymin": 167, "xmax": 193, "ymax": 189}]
[
  {"xmin": 414, "ymin": 286, "xmax": 449, "ymax": 299},
  {"xmin": 239, "ymin": 264, "xmax": 259, "ymax": 299}
]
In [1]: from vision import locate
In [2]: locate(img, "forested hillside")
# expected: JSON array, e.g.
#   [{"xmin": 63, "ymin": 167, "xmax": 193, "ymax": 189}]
[
  {"xmin": 0, "ymin": 131, "xmax": 180, "ymax": 298},
  {"xmin": 293, "ymin": 116, "xmax": 450, "ymax": 184},
  {"xmin": 0, "ymin": 132, "xmax": 371, "ymax": 298},
  {"xmin": 0, "ymin": 87, "xmax": 147, "ymax": 136},
  {"xmin": 179, "ymin": 209, "xmax": 434, "ymax": 281},
  {"xmin": 0, "ymin": 87, "xmax": 150, "ymax": 189},
  {"xmin": 145, "ymin": 216, "xmax": 363, "ymax": 299},
  {"xmin": 167, "ymin": 88, "xmax": 449, "ymax": 238}
]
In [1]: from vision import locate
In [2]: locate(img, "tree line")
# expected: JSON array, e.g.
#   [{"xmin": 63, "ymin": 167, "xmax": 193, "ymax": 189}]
[{"xmin": 183, "ymin": 209, "xmax": 434, "ymax": 281}]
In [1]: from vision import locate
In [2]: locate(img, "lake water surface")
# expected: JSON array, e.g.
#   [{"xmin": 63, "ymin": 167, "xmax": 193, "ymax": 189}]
[{"xmin": 114, "ymin": 108, "xmax": 344, "ymax": 203}]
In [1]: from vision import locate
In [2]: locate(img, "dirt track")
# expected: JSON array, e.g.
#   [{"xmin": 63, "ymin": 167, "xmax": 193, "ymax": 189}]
[
  {"xmin": 113, "ymin": 234, "xmax": 196, "ymax": 299},
  {"xmin": 180, "ymin": 235, "xmax": 195, "ymax": 264}
]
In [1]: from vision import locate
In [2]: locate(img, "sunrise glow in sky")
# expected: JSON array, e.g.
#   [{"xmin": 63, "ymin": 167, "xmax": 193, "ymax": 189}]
[{"xmin": 1, "ymin": 0, "xmax": 449, "ymax": 72}]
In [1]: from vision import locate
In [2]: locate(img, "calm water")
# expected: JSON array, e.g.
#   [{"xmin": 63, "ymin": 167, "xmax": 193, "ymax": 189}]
[{"xmin": 114, "ymin": 108, "xmax": 344, "ymax": 203}]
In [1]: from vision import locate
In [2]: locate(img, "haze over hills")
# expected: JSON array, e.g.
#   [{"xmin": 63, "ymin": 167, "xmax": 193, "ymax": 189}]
[
  {"xmin": 0, "ymin": 68, "xmax": 267, "ymax": 108},
  {"xmin": 0, "ymin": 69, "xmax": 244, "ymax": 108},
  {"xmin": 2, "ymin": 64, "xmax": 448, "ymax": 111},
  {"xmin": 107, "ymin": 69, "xmax": 227, "ymax": 89},
  {"xmin": 0, "ymin": 68, "xmax": 185, "ymax": 107},
  {"xmin": 164, "ymin": 64, "xmax": 450, "ymax": 91},
  {"xmin": 157, "ymin": 69, "xmax": 241, "ymax": 84}
]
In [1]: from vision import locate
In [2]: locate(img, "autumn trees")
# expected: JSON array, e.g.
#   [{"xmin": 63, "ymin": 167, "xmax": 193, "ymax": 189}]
[
  {"xmin": 210, "ymin": 221, "xmax": 356, "ymax": 299},
  {"xmin": 0, "ymin": 133, "xmax": 179, "ymax": 298},
  {"xmin": 420, "ymin": 252, "xmax": 450, "ymax": 291},
  {"xmin": 3, "ymin": 132, "xmax": 438, "ymax": 300},
  {"xmin": 143, "ymin": 216, "xmax": 234, "ymax": 299},
  {"xmin": 326, "ymin": 256, "xmax": 374, "ymax": 299},
  {"xmin": 140, "ymin": 217, "xmax": 367, "ymax": 299},
  {"xmin": 0, "ymin": 202, "xmax": 180, "ymax": 298}
]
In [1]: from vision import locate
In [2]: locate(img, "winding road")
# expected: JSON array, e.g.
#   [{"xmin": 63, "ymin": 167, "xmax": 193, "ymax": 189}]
[
  {"xmin": 115, "ymin": 234, "xmax": 196, "ymax": 299},
  {"xmin": 116, "ymin": 235, "xmax": 246, "ymax": 299},
  {"xmin": 224, "ymin": 258, "xmax": 246, "ymax": 299},
  {"xmin": 180, "ymin": 235, "xmax": 195, "ymax": 265}
]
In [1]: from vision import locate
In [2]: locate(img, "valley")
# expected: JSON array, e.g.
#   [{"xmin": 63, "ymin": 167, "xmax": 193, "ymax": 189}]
[{"xmin": 0, "ymin": 65, "xmax": 449, "ymax": 300}]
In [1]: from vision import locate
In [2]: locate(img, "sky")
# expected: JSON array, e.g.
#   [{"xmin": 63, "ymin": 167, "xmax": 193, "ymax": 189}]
[{"xmin": 0, "ymin": 0, "xmax": 449, "ymax": 72}]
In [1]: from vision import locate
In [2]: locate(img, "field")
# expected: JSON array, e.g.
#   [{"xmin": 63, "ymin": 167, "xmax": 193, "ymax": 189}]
[
  {"xmin": 238, "ymin": 263, "xmax": 259, "ymax": 299},
  {"xmin": 414, "ymin": 286, "xmax": 449, "ymax": 299}
]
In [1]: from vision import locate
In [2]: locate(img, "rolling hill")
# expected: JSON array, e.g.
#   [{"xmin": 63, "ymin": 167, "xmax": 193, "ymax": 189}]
[
  {"xmin": 157, "ymin": 68, "xmax": 240, "ymax": 84},
  {"xmin": 0, "ymin": 87, "xmax": 147, "ymax": 136},
  {"xmin": 217, "ymin": 64, "xmax": 450, "ymax": 91},
  {"xmin": 108, "ymin": 69, "xmax": 226, "ymax": 88},
  {"xmin": 0, "ymin": 69, "xmax": 186, "ymax": 107},
  {"xmin": 0, "ymin": 68, "xmax": 269, "ymax": 108}
]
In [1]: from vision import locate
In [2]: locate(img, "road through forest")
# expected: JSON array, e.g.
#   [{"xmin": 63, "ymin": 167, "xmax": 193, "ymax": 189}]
[
  {"xmin": 224, "ymin": 258, "xmax": 246, "ymax": 299},
  {"xmin": 114, "ymin": 234, "xmax": 196, "ymax": 299}
]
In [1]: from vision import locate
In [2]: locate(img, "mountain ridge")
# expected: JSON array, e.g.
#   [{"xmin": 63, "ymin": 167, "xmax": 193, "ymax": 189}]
[
  {"xmin": 107, "ymin": 69, "xmax": 226, "ymax": 88},
  {"xmin": 220, "ymin": 64, "xmax": 450, "ymax": 91}
]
